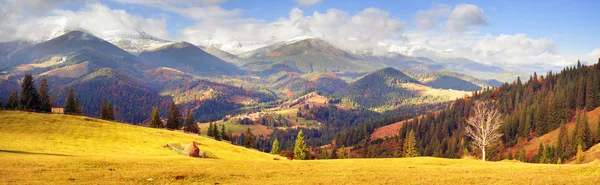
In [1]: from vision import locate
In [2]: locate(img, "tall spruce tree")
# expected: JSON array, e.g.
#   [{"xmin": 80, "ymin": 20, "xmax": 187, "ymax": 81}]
[
  {"xmin": 557, "ymin": 123, "xmax": 568, "ymax": 158},
  {"xmin": 214, "ymin": 124, "xmax": 221, "ymax": 141},
  {"xmin": 585, "ymin": 73, "xmax": 596, "ymax": 111},
  {"xmin": 221, "ymin": 124, "xmax": 228, "ymax": 141},
  {"xmin": 293, "ymin": 130, "xmax": 308, "ymax": 160},
  {"xmin": 148, "ymin": 106, "xmax": 163, "ymax": 128},
  {"xmin": 6, "ymin": 89, "xmax": 18, "ymax": 109},
  {"xmin": 339, "ymin": 145, "xmax": 347, "ymax": 159},
  {"xmin": 576, "ymin": 144, "xmax": 584, "ymax": 164},
  {"xmin": 100, "ymin": 98, "xmax": 108, "ymax": 119},
  {"xmin": 165, "ymin": 102, "xmax": 181, "ymax": 129},
  {"xmin": 271, "ymin": 138, "xmax": 280, "ymax": 154},
  {"xmin": 582, "ymin": 114, "xmax": 592, "ymax": 149},
  {"xmin": 183, "ymin": 110, "xmax": 199, "ymax": 134},
  {"xmin": 64, "ymin": 87, "xmax": 76, "ymax": 114},
  {"xmin": 19, "ymin": 73, "xmax": 40, "ymax": 110},
  {"xmin": 207, "ymin": 123, "xmax": 214, "ymax": 137},
  {"xmin": 329, "ymin": 144, "xmax": 338, "ymax": 159},
  {"xmin": 577, "ymin": 78, "xmax": 586, "ymax": 109},
  {"xmin": 320, "ymin": 147, "xmax": 329, "ymax": 159},
  {"xmin": 403, "ymin": 130, "xmax": 419, "ymax": 157},
  {"xmin": 243, "ymin": 128, "xmax": 255, "ymax": 148},
  {"xmin": 107, "ymin": 102, "xmax": 114, "ymax": 120},
  {"xmin": 38, "ymin": 77, "xmax": 51, "ymax": 112}
]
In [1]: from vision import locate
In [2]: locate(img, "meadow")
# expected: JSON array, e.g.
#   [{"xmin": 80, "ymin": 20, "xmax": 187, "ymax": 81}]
[{"xmin": 1, "ymin": 111, "xmax": 599, "ymax": 184}]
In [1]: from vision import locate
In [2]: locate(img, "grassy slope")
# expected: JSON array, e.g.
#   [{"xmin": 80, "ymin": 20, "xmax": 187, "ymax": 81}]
[
  {"xmin": 1, "ymin": 111, "xmax": 599, "ymax": 184},
  {"xmin": 506, "ymin": 107, "xmax": 600, "ymax": 159}
]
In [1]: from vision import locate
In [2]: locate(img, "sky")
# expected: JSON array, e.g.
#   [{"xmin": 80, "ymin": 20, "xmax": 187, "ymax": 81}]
[{"xmin": 0, "ymin": 0, "xmax": 599, "ymax": 73}]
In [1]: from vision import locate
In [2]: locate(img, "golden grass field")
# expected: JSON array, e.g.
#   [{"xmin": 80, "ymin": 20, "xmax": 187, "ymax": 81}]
[{"xmin": 1, "ymin": 111, "xmax": 600, "ymax": 184}]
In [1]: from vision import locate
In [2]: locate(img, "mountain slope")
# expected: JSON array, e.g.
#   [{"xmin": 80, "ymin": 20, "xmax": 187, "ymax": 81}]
[
  {"xmin": 241, "ymin": 38, "xmax": 383, "ymax": 73},
  {"xmin": 267, "ymin": 72, "xmax": 348, "ymax": 97},
  {"xmin": 359, "ymin": 54, "xmax": 444, "ymax": 73},
  {"xmin": 104, "ymin": 29, "xmax": 172, "ymax": 54},
  {"xmin": 55, "ymin": 68, "xmax": 166, "ymax": 123},
  {"xmin": 139, "ymin": 42, "xmax": 239, "ymax": 76},
  {"xmin": 5, "ymin": 31, "xmax": 139, "ymax": 70},
  {"xmin": 201, "ymin": 46, "xmax": 246, "ymax": 66},
  {"xmin": 334, "ymin": 67, "xmax": 420, "ymax": 108}
]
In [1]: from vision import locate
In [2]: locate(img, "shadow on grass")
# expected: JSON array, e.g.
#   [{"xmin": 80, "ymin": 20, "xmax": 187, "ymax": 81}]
[{"xmin": 0, "ymin": 150, "xmax": 72, "ymax": 157}]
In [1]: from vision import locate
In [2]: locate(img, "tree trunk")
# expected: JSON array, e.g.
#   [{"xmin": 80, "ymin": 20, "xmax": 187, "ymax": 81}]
[{"xmin": 481, "ymin": 147, "xmax": 486, "ymax": 161}]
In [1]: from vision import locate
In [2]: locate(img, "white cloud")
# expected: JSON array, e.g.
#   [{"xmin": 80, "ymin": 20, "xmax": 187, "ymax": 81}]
[
  {"xmin": 413, "ymin": 4, "xmax": 487, "ymax": 33},
  {"xmin": 114, "ymin": 0, "xmax": 241, "ymax": 21},
  {"xmin": 446, "ymin": 4, "xmax": 488, "ymax": 33},
  {"xmin": 114, "ymin": 0, "xmax": 228, "ymax": 6},
  {"xmin": 295, "ymin": 0, "xmax": 322, "ymax": 6},
  {"xmin": 6, "ymin": 3, "xmax": 168, "ymax": 41},
  {"xmin": 181, "ymin": 7, "xmax": 404, "ymax": 54},
  {"xmin": 415, "ymin": 4, "xmax": 451, "ymax": 30}
]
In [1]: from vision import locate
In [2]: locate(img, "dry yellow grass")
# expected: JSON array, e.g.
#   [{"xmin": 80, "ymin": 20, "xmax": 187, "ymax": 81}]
[{"xmin": 1, "ymin": 111, "xmax": 599, "ymax": 184}]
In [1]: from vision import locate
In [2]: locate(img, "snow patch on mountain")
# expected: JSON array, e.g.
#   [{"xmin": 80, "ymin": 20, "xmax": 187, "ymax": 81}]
[{"xmin": 200, "ymin": 40, "xmax": 266, "ymax": 55}]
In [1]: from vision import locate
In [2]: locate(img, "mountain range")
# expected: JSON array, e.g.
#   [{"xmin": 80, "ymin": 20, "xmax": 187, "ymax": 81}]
[{"xmin": 0, "ymin": 28, "xmax": 513, "ymax": 122}]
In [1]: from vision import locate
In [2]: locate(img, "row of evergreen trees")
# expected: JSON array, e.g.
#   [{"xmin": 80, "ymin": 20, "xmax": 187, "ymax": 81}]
[
  {"xmin": 2, "ymin": 73, "xmax": 82, "ymax": 115},
  {"xmin": 207, "ymin": 122, "xmax": 230, "ymax": 141},
  {"xmin": 147, "ymin": 102, "xmax": 209, "ymax": 136},
  {"xmin": 100, "ymin": 98, "xmax": 115, "ymax": 120}
]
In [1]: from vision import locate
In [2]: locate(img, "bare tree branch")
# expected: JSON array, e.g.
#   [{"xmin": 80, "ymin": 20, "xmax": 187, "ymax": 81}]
[{"xmin": 464, "ymin": 100, "xmax": 504, "ymax": 161}]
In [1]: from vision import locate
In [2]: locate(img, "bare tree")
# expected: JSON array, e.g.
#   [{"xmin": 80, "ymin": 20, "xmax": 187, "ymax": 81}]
[{"xmin": 465, "ymin": 100, "xmax": 504, "ymax": 161}]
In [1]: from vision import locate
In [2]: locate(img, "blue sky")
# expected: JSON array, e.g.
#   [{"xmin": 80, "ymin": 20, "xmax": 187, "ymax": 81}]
[
  {"xmin": 94, "ymin": 0, "xmax": 599, "ymax": 56},
  {"xmin": 2, "ymin": 0, "xmax": 599, "ymax": 72}
]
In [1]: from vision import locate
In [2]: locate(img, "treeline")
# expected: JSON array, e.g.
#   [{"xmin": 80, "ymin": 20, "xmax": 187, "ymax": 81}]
[
  {"xmin": 228, "ymin": 102, "xmax": 442, "ymax": 158},
  {"xmin": 2, "ymin": 73, "xmax": 82, "ymax": 115},
  {"xmin": 366, "ymin": 59, "xmax": 600, "ymax": 162}
]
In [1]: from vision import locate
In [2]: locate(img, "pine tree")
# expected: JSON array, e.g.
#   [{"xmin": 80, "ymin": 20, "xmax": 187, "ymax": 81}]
[
  {"xmin": 585, "ymin": 73, "xmax": 596, "ymax": 111},
  {"xmin": 100, "ymin": 98, "xmax": 108, "ymax": 119},
  {"xmin": 165, "ymin": 102, "xmax": 181, "ymax": 130},
  {"xmin": 577, "ymin": 78, "xmax": 586, "ymax": 109},
  {"xmin": 582, "ymin": 114, "xmax": 592, "ymax": 149},
  {"xmin": 214, "ymin": 124, "xmax": 221, "ymax": 141},
  {"xmin": 557, "ymin": 157, "xmax": 562, "ymax": 164},
  {"xmin": 73, "ymin": 97, "xmax": 82, "ymax": 115},
  {"xmin": 19, "ymin": 73, "xmax": 40, "ymax": 110},
  {"xmin": 338, "ymin": 145, "xmax": 347, "ymax": 159},
  {"xmin": 403, "ymin": 130, "xmax": 419, "ymax": 157},
  {"xmin": 576, "ymin": 144, "xmax": 584, "ymax": 164},
  {"xmin": 329, "ymin": 144, "xmax": 338, "ymax": 159},
  {"xmin": 293, "ymin": 130, "xmax": 308, "ymax": 160},
  {"xmin": 220, "ymin": 124, "xmax": 228, "ymax": 141},
  {"xmin": 557, "ymin": 123, "xmax": 568, "ymax": 157},
  {"xmin": 537, "ymin": 143, "xmax": 546, "ymax": 163},
  {"xmin": 271, "ymin": 138, "xmax": 280, "ymax": 154},
  {"xmin": 515, "ymin": 148, "xmax": 526, "ymax": 162},
  {"xmin": 243, "ymin": 128, "xmax": 255, "ymax": 148},
  {"xmin": 183, "ymin": 110, "xmax": 199, "ymax": 134},
  {"xmin": 534, "ymin": 105, "xmax": 547, "ymax": 135},
  {"xmin": 107, "ymin": 102, "xmax": 114, "ymax": 120},
  {"xmin": 6, "ymin": 89, "xmax": 18, "ymax": 109},
  {"xmin": 207, "ymin": 123, "xmax": 214, "ymax": 137},
  {"xmin": 148, "ymin": 106, "xmax": 163, "ymax": 128},
  {"xmin": 320, "ymin": 147, "xmax": 328, "ymax": 159},
  {"xmin": 64, "ymin": 87, "xmax": 76, "ymax": 114},
  {"xmin": 38, "ymin": 77, "xmax": 52, "ymax": 112}
]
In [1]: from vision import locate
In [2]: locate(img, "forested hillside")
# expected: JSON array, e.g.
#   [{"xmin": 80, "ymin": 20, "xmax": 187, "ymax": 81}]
[{"xmin": 362, "ymin": 60, "xmax": 600, "ymax": 162}]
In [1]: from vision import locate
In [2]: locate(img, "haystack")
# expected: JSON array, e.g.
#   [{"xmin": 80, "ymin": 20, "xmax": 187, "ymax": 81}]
[{"xmin": 184, "ymin": 142, "xmax": 200, "ymax": 157}]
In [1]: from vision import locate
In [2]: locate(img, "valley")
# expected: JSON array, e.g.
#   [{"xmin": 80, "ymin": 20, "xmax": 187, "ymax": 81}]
[{"xmin": 0, "ymin": 4, "xmax": 599, "ymax": 182}]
